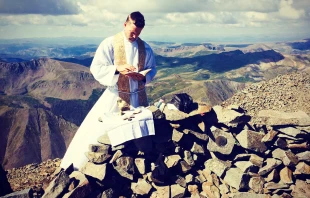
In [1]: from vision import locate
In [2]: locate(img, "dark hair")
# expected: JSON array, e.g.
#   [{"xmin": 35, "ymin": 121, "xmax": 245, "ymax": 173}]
[{"xmin": 126, "ymin": 11, "xmax": 145, "ymax": 28}]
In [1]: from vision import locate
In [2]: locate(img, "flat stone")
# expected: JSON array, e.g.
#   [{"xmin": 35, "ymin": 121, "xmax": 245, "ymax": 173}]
[
  {"xmin": 2, "ymin": 188, "xmax": 33, "ymax": 198},
  {"xmin": 109, "ymin": 150, "xmax": 123, "ymax": 163},
  {"xmin": 188, "ymin": 130, "xmax": 208, "ymax": 141},
  {"xmin": 212, "ymin": 105, "xmax": 245, "ymax": 124},
  {"xmin": 236, "ymin": 129, "xmax": 267, "ymax": 153},
  {"xmin": 150, "ymin": 185, "xmax": 170, "ymax": 198},
  {"xmin": 261, "ymin": 130, "xmax": 278, "ymax": 142},
  {"xmin": 170, "ymin": 184, "xmax": 185, "ymax": 198},
  {"xmin": 296, "ymin": 151, "xmax": 310, "ymax": 162},
  {"xmin": 80, "ymin": 162, "xmax": 107, "ymax": 181},
  {"xmin": 172, "ymin": 129, "xmax": 184, "ymax": 142},
  {"xmin": 223, "ymin": 168, "xmax": 249, "ymax": 190},
  {"xmin": 188, "ymin": 184, "xmax": 199, "ymax": 196},
  {"xmin": 204, "ymin": 159, "xmax": 229, "ymax": 178},
  {"xmin": 280, "ymin": 167, "xmax": 293, "ymax": 184},
  {"xmin": 294, "ymin": 162, "xmax": 310, "ymax": 175},
  {"xmin": 131, "ymin": 179, "xmax": 152, "ymax": 195},
  {"xmin": 163, "ymin": 107, "xmax": 189, "ymax": 121},
  {"xmin": 135, "ymin": 158, "xmax": 146, "ymax": 175},
  {"xmin": 184, "ymin": 150, "xmax": 195, "ymax": 166},
  {"xmin": 207, "ymin": 129, "xmax": 235, "ymax": 155},
  {"xmin": 88, "ymin": 144, "xmax": 110, "ymax": 153},
  {"xmin": 190, "ymin": 142, "xmax": 205, "ymax": 154},
  {"xmin": 265, "ymin": 169, "xmax": 279, "ymax": 182},
  {"xmin": 185, "ymin": 174, "xmax": 194, "ymax": 183},
  {"xmin": 85, "ymin": 152, "xmax": 111, "ymax": 164},
  {"xmin": 291, "ymin": 179, "xmax": 310, "ymax": 198},
  {"xmin": 42, "ymin": 170, "xmax": 71, "ymax": 198},
  {"xmin": 180, "ymin": 161, "xmax": 191, "ymax": 173},
  {"xmin": 257, "ymin": 110, "xmax": 310, "ymax": 126},
  {"xmin": 264, "ymin": 182, "xmax": 289, "ymax": 190},
  {"xmin": 63, "ymin": 171, "xmax": 92, "ymax": 198},
  {"xmin": 234, "ymin": 161, "xmax": 258, "ymax": 173},
  {"xmin": 97, "ymin": 134, "xmax": 111, "ymax": 145},
  {"xmin": 277, "ymin": 127, "xmax": 304, "ymax": 137},
  {"xmin": 164, "ymin": 155, "xmax": 181, "ymax": 168},
  {"xmin": 201, "ymin": 181, "xmax": 220, "ymax": 198},
  {"xmin": 258, "ymin": 158, "xmax": 282, "ymax": 176},
  {"xmin": 232, "ymin": 193, "xmax": 268, "ymax": 198},
  {"xmin": 249, "ymin": 176, "xmax": 264, "ymax": 193},
  {"xmin": 272, "ymin": 148, "xmax": 298, "ymax": 167},
  {"xmin": 114, "ymin": 157, "xmax": 134, "ymax": 180}
]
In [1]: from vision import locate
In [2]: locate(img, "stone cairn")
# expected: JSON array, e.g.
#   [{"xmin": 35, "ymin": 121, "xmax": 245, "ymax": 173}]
[{"xmin": 3, "ymin": 102, "xmax": 310, "ymax": 198}]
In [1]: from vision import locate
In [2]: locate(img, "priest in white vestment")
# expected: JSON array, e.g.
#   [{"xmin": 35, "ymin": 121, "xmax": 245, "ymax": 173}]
[{"xmin": 60, "ymin": 11, "xmax": 157, "ymax": 170}]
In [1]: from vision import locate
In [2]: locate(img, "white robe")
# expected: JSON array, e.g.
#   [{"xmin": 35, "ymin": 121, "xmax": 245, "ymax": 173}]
[{"xmin": 60, "ymin": 32, "xmax": 157, "ymax": 170}]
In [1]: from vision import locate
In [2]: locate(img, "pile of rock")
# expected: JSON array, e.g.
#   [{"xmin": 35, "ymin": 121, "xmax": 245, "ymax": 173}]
[
  {"xmin": 4, "ymin": 158, "xmax": 61, "ymax": 197},
  {"xmin": 222, "ymin": 71, "xmax": 310, "ymax": 124},
  {"xmin": 36, "ymin": 103, "xmax": 310, "ymax": 198}
]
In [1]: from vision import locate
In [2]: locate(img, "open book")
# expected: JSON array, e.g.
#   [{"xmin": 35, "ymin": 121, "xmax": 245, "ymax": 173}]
[{"xmin": 125, "ymin": 68, "xmax": 152, "ymax": 78}]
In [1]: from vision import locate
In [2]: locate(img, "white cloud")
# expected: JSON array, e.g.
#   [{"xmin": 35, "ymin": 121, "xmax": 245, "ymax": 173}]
[
  {"xmin": 278, "ymin": 0, "xmax": 305, "ymax": 19},
  {"xmin": 0, "ymin": 0, "xmax": 80, "ymax": 15}
]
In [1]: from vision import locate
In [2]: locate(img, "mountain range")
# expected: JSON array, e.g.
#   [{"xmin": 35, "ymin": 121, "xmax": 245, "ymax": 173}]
[{"xmin": 0, "ymin": 37, "xmax": 310, "ymax": 170}]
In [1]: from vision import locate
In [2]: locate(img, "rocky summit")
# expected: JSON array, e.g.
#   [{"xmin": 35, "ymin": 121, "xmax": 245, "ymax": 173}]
[{"xmin": 2, "ymin": 71, "xmax": 310, "ymax": 198}]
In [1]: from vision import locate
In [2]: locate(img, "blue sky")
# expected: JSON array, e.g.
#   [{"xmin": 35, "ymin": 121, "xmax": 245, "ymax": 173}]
[{"xmin": 0, "ymin": 0, "xmax": 309, "ymax": 43}]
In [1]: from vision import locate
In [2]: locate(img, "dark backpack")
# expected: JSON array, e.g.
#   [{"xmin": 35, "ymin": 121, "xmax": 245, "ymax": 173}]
[{"xmin": 170, "ymin": 93, "xmax": 193, "ymax": 113}]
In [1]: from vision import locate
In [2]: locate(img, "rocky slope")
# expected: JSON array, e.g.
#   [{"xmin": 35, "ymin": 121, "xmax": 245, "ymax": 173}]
[
  {"xmin": 222, "ymin": 71, "xmax": 310, "ymax": 124},
  {"xmin": 0, "ymin": 58, "xmax": 101, "ymax": 100}
]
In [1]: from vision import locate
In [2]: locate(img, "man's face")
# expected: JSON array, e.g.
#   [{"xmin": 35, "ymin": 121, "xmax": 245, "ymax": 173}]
[{"xmin": 124, "ymin": 21, "xmax": 143, "ymax": 43}]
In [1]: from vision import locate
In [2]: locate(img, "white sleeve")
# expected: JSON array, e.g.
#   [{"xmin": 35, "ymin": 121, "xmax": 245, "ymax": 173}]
[
  {"xmin": 143, "ymin": 42, "xmax": 157, "ymax": 84},
  {"xmin": 90, "ymin": 37, "xmax": 119, "ymax": 86}
]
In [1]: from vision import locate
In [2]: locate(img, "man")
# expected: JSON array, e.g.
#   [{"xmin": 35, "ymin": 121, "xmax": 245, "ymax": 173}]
[{"xmin": 60, "ymin": 11, "xmax": 157, "ymax": 170}]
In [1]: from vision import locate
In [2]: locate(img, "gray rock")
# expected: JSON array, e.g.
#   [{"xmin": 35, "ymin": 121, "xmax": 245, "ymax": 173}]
[
  {"xmin": 180, "ymin": 161, "xmax": 191, "ymax": 173},
  {"xmin": 249, "ymin": 176, "xmax": 264, "ymax": 194},
  {"xmin": 279, "ymin": 167, "xmax": 293, "ymax": 184},
  {"xmin": 261, "ymin": 130, "xmax": 278, "ymax": 142},
  {"xmin": 265, "ymin": 169, "xmax": 279, "ymax": 182},
  {"xmin": 207, "ymin": 129, "xmax": 235, "ymax": 155},
  {"xmin": 114, "ymin": 157, "xmax": 134, "ymax": 180},
  {"xmin": 190, "ymin": 142, "xmax": 205, "ymax": 154},
  {"xmin": 277, "ymin": 127, "xmax": 303, "ymax": 137},
  {"xmin": 170, "ymin": 184, "xmax": 185, "ymax": 198},
  {"xmin": 188, "ymin": 130, "xmax": 208, "ymax": 142},
  {"xmin": 63, "ymin": 171, "xmax": 92, "ymax": 198},
  {"xmin": 291, "ymin": 179, "xmax": 310, "ymax": 198},
  {"xmin": 80, "ymin": 162, "xmax": 107, "ymax": 181},
  {"xmin": 258, "ymin": 158, "xmax": 282, "ymax": 176},
  {"xmin": 272, "ymin": 148, "xmax": 298, "ymax": 167},
  {"xmin": 85, "ymin": 152, "xmax": 111, "ymax": 164},
  {"xmin": 1, "ymin": 188, "xmax": 33, "ymax": 198},
  {"xmin": 232, "ymin": 193, "xmax": 268, "ymax": 198},
  {"xmin": 257, "ymin": 110, "xmax": 310, "ymax": 126},
  {"xmin": 264, "ymin": 182, "xmax": 289, "ymax": 190},
  {"xmin": 172, "ymin": 129, "xmax": 184, "ymax": 142},
  {"xmin": 234, "ymin": 161, "xmax": 258, "ymax": 173},
  {"xmin": 101, "ymin": 188, "xmax": 115, "ymax": 198},
  {"xmin": 135, "ymin": 158, "xmax": 146, "ymax": 175},
  {"xmin": 163, "ymin": 107, "xmax": 189, "ymax": 121},
  {"xmin": 89, "ymin": 144, "xmax": 110, "ymax": 153},
  {"xmin": 109, "ymin": 150, "xmax": 123, "ymax": 163},
  {"xmin": 236, "ymin": 129, "xmax": 267, "ymax": 153},
  {"xmin": 97, "ymin": 134, "xmax": 111, "ymax": 145},
  {"xmin": 294, "ymin": 162, "xmax": 310, "ymax": 175},
  {"xmin": 212, "ymin": 105, "xmax": 245, "ymax": 125},
  {"xmin": 184, "ymin": 150, "xmax": 195, "ymax": 166},
  {"xmin": 296, "ymin": 151, "xmax": 310, "ymax": 162},
  {"xmin": 131, "ymin": 179, "xmax": 152, "ymax": 195},
  {"xmin": 164, "ymin": 155, "xmax": 181, "ymax": 168},
  {"xmin": 42, "ymin": 170, "xmax": 71, "ymax": 198},
  {"xmin": 204, "ymin": 159, "xmax": 229, "ymax": 178},
  {"xmin": 223, "ymin": 168, "xmax": 249, "ymax": 190}
]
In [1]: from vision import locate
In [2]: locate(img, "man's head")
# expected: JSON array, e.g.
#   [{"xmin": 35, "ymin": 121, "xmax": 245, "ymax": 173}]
[{"xmin": 124, "ymin": 11, "xmax": 145, "ymax": 43}]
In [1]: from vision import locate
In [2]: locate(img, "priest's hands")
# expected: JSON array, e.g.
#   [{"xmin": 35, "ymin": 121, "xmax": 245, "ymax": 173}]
[{"xmin": 116, "ymin": 64, "xmax": 136, "ymax": 75}]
